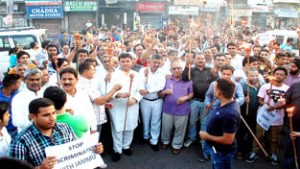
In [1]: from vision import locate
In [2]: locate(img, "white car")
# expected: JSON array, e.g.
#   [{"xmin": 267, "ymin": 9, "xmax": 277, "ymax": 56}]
[
  {"xmin": 0, "ymin": 27, "xmax": 47, "ymax": 79},
  {"xmin": 255, "ymin": 29, "xmax": 299, "ymax": 56}
]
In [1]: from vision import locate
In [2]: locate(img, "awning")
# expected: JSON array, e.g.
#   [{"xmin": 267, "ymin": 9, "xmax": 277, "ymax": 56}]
[{"xmin": 274, "ymin": 8, "xmax": 298, "ymax": 18}]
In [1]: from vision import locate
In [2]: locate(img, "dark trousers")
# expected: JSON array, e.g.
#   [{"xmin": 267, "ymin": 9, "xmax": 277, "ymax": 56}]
[
  {"xmin": 284, "ymin": 130, "xmax": 300, "ymax": 169},
  {"xmin": 100, "ymin": 108, "xmax": 113, "ymax": 155},
  {"xmin": 208, "ymin": 145, "xmax": 236, "ymax": 169},
  {"xmin": 236, "ymin": 115, "xmax": 256, "ymax": 156},
  {"xmin": 133, "ymin": 104, "xmax": 145, "ymax": 144}
]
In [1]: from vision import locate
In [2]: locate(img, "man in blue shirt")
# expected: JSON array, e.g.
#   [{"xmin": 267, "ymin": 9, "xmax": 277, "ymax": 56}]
[
  {"xmin": 0, "ymin": 74, "xmax": 22, "ymax": 139},
  {"xmin": 200, "ymin": 78, "xmax": 241, "ymax": 169}
]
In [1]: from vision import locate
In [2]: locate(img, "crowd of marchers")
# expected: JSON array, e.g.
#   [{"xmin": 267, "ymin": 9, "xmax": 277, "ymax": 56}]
[{"xmin": 0, "ymin": 23, "xmax": 300, "ymax": 169}]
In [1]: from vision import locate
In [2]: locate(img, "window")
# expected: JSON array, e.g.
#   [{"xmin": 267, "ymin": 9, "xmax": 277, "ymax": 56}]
[
  {"xmin": 275, "ymin": 35, "xmax": 284, "ymax": 45},
  {"xmin": 0, "ymin": 37, "xmax": 11, "ymax": 51},
  {"xmin": 291, "ymin": 37, "xmax": 298, "ymax": 50},
  {"xmin": 11, "ymin": 35, "xmax": 37, "ymax": 50}
]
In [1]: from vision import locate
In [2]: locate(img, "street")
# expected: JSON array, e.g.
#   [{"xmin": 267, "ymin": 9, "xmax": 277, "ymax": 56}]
[{"xmin": 102, "ymin": 141, "xmax": 283, "ymax": 169}]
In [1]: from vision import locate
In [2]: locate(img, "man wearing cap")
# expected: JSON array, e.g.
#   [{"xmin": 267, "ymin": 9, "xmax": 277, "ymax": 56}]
[{"xmin": 284, "ymin": 58, "xmax": 300, "ymax": 86}]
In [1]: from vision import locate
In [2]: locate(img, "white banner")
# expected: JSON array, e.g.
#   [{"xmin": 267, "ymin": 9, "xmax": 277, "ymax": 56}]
[
  {"xmin": 105, "ymin": 0, "xmax": 118, "ymax": 4},
  {"xmin": 169, "ymin": 6, "xmax": 199, "ymax": 15},
  {"xmin": 174, "ymin": 0, "xmax": 200, "ymax": 6},
  {"xmin": 45, "ymin": 133, "xmax": 105, "ymax": 169},
  {"xmin": 257, "ymin": 104, "xmax": 281, "ymax": 131}
]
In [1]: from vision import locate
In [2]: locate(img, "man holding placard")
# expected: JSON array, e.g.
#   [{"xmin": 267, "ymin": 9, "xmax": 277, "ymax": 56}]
[
  {"xmin": 10, "ymin": 98, "xmax": 104, "ymax": 169},
  {"xmin": 247, "ymin": 67, "xmax": 288, "ymax": 166}
]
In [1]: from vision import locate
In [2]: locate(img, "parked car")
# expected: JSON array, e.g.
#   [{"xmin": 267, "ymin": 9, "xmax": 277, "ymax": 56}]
[
  {"xmin": 254, "ymin": 29, "xmax": 299, "ymax": 56},
  {"xmin": 0, "ymin": 27, "xmax": 47, "ymax": 80}
]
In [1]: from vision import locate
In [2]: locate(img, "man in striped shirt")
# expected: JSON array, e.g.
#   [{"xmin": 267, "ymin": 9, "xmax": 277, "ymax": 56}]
[{"xmin": 10, "ymin": 98, "xmax": 104, "ymax": 169}]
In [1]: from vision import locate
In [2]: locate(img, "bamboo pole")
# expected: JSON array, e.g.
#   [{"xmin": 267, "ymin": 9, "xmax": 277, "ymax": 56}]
[
  {"xmin": 245, "ymin": 47, "xmax": 251, "ymax": 115},
  {"xmin": 240, "ymin": 115, "xmax": 269, "ymax": 157},
  {"xmin": 287, "ymin": 107, "xmax": 299, "ymax": 169},
  {"xmin": 123, "ymin": 74, "xmax": 134, "ymax": 131}
]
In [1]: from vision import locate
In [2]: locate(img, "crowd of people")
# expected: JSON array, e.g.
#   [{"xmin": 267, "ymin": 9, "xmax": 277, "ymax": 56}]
[{"xmin": 1, "ymin": 21, "xmax": 300, "ymax": 169}]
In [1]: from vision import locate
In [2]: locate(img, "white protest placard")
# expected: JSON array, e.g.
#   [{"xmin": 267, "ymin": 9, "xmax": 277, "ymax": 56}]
[
  {"xmin": 257, "ymin": 104, "xmax": 281, "ymax": 131},
  {"xmin": 45, "ymin": 132, "xmax": 105, "ymax": 169}
]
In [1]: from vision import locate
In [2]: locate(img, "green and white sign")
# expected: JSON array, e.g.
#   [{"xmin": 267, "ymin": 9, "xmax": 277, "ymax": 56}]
[{"xmin": 64, "ymin": 1, "xmax": 97, "ymax": 12}]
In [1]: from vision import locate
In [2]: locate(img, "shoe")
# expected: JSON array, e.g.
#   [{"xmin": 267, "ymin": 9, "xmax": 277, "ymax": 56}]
[
  {"xmin": 150, "ymin": 144, "xmax": 160, "ymax": 152},
  {"xmin": 198, "ymin": 154, "xmax": 210, "ymax": 162},
  {"xmin": 246, "ymin": 152, "xmax": 258, "ymax": 163},
  {"xmin": 123, "ymin": 148, "xmax": 132, "ymax": 156},
  {"xmin": 184, "ymin": 139, "xmax": 194, "ymax": 147},
  {"xmin": 139, "ymin": 139, "xmax": 149, "ymax": 145},
  {"xmin": 111, "ymin": 152, "xmax": 121, "ymax": 162},
  {"xmin": 161, "ymin": 144, "xmax": 169, "ymax": 150},
  {"xmin": 236, "ymin": 152, "xmax": 243, "ymax": 160},
  {"xmin": 271, "ymin": 154, "xmax": 279, "ymax": 166},
  {"xmin": 172, "ymin": 148, "xmax": 181, "ymax": 155}
]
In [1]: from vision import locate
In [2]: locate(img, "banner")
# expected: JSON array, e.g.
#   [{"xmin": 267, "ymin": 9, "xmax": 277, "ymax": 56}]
[
  {"xmin": 26, "ymin": 6, "xmax": 63, "ymax": 19},
  {"xmin": 45, "ymin": 133, "xmax": 105, "ymax": 169},
  {"xmin": 257, "ymin": 104, "xmax": 281, "ymax": 131},
  {"xmin": 174, "ymin": 0, "xmax": 200, "ymax": 6},
  {"xmin": 136, "ymin": 2, "xmax": 165, "ymax": 12},
  {"xmin": 64, "ymin": 1, "xmax": 97, "ymax": 12},
  {"xmin": 168, "ymin": 6, "xmax": 199, "ymax": 15}
]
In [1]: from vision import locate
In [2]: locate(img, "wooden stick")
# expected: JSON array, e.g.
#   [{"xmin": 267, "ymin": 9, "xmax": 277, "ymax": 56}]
[
  {"xmin": 230, "ymin": 0, "xmax": 235, "ymax": 42},
  {"xmin": 188, "ymin": 25, "xmax": 192, "ymax": 80},
  {"xmin": 240, "ymin": 115, "xmax": 269, "ymax": 157},
  {"xmin": 145, "ymin": 65, "xmax": 149, "ymax": 87},
  {"xmin": 289, "ymin": 116, "xmax": 299, "ymax": 169},
  {"xmin": 189, "ymin": 108, "xmax": 208, "ymax": 131},
  {"xmin": 123, "ymin": 74, "xmax": 134, "ymax": 131}
]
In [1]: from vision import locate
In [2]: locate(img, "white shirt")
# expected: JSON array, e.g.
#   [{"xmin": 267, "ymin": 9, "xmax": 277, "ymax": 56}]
[
  {"xmin": 0, "ymin": 127, "xmax": 11, "ymax": 157},
  {"xmin": 138, "ymin": 67, "xmax": 166, "ymax": 100},
  {"xmin": 231, "ymin": 54, "xmax": 244, "ymax": 70},
  {"xmin": 12, "ymin": 87, "xmax": 43, "ymax": 133},
  {"xmin": 257, "ymin": 83, "xmax": 289, "ymax": 126},
  {"xmin": 65, "ymin": 88, "xmax": 97, "ymax": 131},
  {"xmin": 161, "ymin": 59, "xmax": 172, "ymax": 76},
  {"xmin": 77, "ymin": 76, "xmax": 106, "ymax": 125}
]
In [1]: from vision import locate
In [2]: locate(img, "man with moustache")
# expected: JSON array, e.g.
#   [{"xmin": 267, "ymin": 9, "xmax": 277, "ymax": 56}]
[
  {"xmin": 182, "ymin": 53, "xmax": 218, "ymax": 162},
  {"xmin": 59, "ymin": 67, "xmax": 98, "ymax": 135},
  {"xmin": 11, "ymin": 68, "xmax": 43, "ymax": 133},
  {"xmin": 160, "ymin": 59, "xmax": 193, "ymax": 155},
  {"xmin": 45, "ymin": 44, "xmax": 59, "ymax": 75},
  {"xmin": 139, "ymin": 54, "xmax": 166, "ymax": 151},
  {"xmin": 284, "ymin": 58, "xmax": 300, "ymax": 86},
  {"xmin": 203, "ymin": 48, "xmax": 213, "ymax": 68},
  {"xmin": 77, "ymin": 60, "xmax": 122, "ymax": 140},
  {"xmin": 236, "ymin": 68, "xmax": 262, "ymax": 160}
]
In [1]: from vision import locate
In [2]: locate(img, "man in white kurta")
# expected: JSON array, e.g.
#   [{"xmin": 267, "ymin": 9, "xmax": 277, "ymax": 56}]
[
  {"xmin": 109, "ymin": 53, "xmax": 142, "ymax": 162},
  {"xmin": 12, "ymin": 68, "xmax": 43, "ymax": 133},
  {"xmin": 59, "ymin": 67, "xmax": 98, "ymax": 135},
  {"xmin": 77, "ymin": 60, "xmax": 121, "ymax": 140},
  {"xmin": 138, "ymin": 54, "xmax": 166, "ymax": 151}
]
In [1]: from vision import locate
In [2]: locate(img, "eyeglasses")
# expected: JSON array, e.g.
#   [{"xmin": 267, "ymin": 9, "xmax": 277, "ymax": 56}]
[
  {"xmin": 228, "ymin": 48, "xmax": 236, "ymax": 50},
  {"xmin": 172, "ymin": 67, "xmax": 182, "ymax": 70},
  {"xmin": 274, "ymin": 73, "xmax": 286, "ymax": 76}
]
